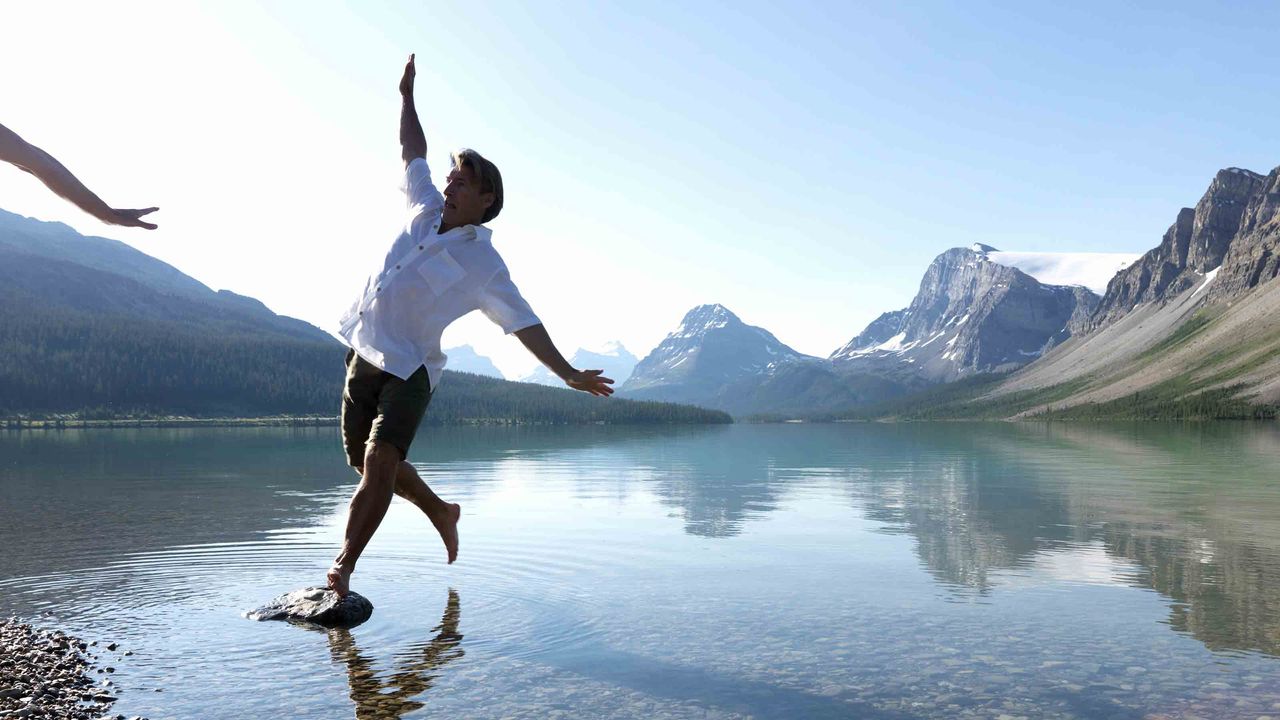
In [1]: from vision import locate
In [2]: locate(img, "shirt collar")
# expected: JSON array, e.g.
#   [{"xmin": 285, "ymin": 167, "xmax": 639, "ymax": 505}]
[{"xmin": 433, "ymin": 217, "xmax": 491, "ymax": 242}]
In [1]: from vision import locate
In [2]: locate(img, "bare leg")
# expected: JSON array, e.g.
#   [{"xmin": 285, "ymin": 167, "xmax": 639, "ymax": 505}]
[
  {"xmin": 393, "ymin": 461, "xmax": 460, "ymax": 565},
  {"xmin": 328, "ymin": 440, "xmax": 401, "ymax": 597}
]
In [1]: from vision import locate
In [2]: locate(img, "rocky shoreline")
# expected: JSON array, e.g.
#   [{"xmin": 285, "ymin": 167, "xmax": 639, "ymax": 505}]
[{"xmin": 0, "ymin": 618, "xmax": 146, "ymax": 720}]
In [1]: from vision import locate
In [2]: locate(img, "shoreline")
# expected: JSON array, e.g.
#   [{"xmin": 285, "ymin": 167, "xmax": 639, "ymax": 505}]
[
  {"xmin": 0, "ymin": 417, "xmax": 731, "ymax": 431},
  {"xmin": 0, "ymin": 416, "xmax": 338, "ymax": 430},
  {"xmin": 0, "ymin": 617, "xmax": 147, "ymax": 720}
]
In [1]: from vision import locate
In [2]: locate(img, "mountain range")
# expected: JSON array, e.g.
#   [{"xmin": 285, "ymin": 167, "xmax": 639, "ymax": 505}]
[
  {"xmin": 618, "ymin": 165, "xmax": 1280, "ymax": 420},
  {"xmin": 7, "ymin": 162, "xmax": 1279, "ymax": 422},
  {"xmin": 0, "ymin": 208, "xmax": 727, "ymax": 424}
]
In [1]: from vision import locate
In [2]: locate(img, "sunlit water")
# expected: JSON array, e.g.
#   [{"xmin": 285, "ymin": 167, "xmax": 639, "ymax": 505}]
[{"xmin": 2, "ymin": 423, "xmax": 1280, "ymax": 719}]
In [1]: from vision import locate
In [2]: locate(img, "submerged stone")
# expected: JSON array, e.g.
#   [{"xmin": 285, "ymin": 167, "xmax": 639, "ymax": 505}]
[{"xmin": 247, "ymin": 587, "xmax": 373, "ymax": 628}]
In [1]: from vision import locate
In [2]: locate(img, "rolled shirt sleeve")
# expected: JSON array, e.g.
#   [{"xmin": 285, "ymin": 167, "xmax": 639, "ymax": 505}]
[
  {"xmin": 479, "ymin": 265, "xmax": 541, "ymax": 334},
  {"xmin": 401, "ymin": 157, "xmax": 444, "ymax": 212}
]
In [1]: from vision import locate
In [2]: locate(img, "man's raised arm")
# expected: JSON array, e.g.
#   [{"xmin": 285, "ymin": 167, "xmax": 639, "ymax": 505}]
[{"xmin": 399, "ymin": 54, "xmax": 427, "ymax": 167}]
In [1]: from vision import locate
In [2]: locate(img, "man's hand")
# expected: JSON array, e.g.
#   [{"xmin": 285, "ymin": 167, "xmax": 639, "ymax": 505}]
[
  {"xmin": 1, "ymin": 122, "xmax": 159, "ymax": 230},
  {"xmin": 399, "ymin": 53, "xmax": 416, "ymax": 97},
  {"xmin": 100, "ymin": 207, "xmax": 159, "ymax": 230},
  {"xmin": 565, "ymin": 369, "xmax": 614, "ymax": 397}
]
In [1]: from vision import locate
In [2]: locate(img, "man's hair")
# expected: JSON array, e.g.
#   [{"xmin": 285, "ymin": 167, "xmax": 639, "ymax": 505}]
[{"xmin": 450, "ymin": 148, "xmax": 503, "ymax": 223}]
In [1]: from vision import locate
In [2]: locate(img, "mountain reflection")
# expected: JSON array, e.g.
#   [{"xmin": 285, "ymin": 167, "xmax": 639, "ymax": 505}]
[
  {"xmin": 326, "ymin": 589, "xmax": 464, "ymax": 718},
  {"xmin": 851, "ymin": 422, "xmax": 1280, "ymax": 657},
  {"xmin": 637, "ymin": 426, "xmax": 863, "ymax": 538},
  {"xmin": 623, "ymin": 422, "xmax": 1280, "ymax": 657}
]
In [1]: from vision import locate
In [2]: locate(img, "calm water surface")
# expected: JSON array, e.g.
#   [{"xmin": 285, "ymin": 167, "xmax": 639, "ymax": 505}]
[{"xmin": 2, "ymin": 423, "xmax": 1280, "ymax": 719}]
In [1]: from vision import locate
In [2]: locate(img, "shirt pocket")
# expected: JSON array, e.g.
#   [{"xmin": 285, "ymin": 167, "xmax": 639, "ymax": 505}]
[{"xmin": 417, "ymin": 249, "xmax": 466, "ymax": 296}]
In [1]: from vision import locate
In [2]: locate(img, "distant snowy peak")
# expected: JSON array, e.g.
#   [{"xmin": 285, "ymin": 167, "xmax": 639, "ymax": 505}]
[
  {"xmin": 590, "ymin": 340, "xmax": 631, "ymax": 358},
  {"xmin": 443, "ymin": 344, "xmax": 505, "ymax": 379},
  {"xmin": 622, "ymin": 304, "xmax": 811, "ymax": 393},
  {"xmin": 974, "ymin": 247, "xmax": 1141, "ymax": 295},
  {"xmin": 672, "ymin": 303, "xmax": 740, "ymax": 338},
  {"xmin": 520, "ymin": 341, "xmax": 637, "ymax": 386}
]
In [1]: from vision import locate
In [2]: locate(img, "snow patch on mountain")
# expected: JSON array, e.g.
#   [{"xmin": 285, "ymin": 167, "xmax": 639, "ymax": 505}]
[
  {"xmin": 981, "ymin": 250, "xmax": 1141, "ymax": 295},
  {"xmin": 1190, "ymin": 266, "xmax": 1222, "ymax": 299}
]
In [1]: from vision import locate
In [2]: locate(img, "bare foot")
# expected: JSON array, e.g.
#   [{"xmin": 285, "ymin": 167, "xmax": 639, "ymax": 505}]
[
  {"xmin": 327, "ymin": 564, "xmax": 352, "ymax": 598},
  {"xmin": 428, "ymin": 503, "xmax": 461, "ymax": 564}
]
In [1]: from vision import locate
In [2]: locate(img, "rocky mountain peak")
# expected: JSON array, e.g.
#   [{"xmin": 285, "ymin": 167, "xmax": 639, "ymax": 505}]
[
  {"xmin": 830, "ymin": 245, "xmax": 1096, "ymax": 381},
  {"xmin": 1089, "ymin": 166, "xmax": 1271, "ymax": 329},
  {"xmin": 1203, "ymin": 165, "xmax": 1280, "ymax": 302}
]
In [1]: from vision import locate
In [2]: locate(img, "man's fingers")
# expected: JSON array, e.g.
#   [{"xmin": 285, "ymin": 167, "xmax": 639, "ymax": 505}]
[
  {"xmin": 124, "ymin": 216, "xmax": 158, "ymax": 229},
  {"xmin": 109, "ymin": 208, "xmax": 159, "ymax": 229}
]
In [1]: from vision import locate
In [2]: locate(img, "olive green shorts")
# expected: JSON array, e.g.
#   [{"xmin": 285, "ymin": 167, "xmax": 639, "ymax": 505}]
[{"xmin": 341, "ymin": 349, "xmax": 432, "ymax": 468}]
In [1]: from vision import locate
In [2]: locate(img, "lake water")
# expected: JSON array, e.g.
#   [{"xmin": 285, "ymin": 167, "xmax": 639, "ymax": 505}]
[{"xmin": 2, "ymin": 422, "xmax": 1280, "ymax": 719}]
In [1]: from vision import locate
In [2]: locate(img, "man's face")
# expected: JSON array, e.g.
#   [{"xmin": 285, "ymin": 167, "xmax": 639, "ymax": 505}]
[{"xmin": 442, "ymin": 165, "xmax": 493, "ymax": 227}]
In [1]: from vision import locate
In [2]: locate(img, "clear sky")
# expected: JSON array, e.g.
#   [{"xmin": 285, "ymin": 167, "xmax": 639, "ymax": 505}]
[{"xmin": 3, "ymin": 1, "xmax": 1279, "ymax": 379}]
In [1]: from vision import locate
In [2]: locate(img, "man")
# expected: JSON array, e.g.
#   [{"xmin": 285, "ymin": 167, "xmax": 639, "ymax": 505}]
[
  {"xmin": 328, "ymin": 54, "xmax": 613, "ymax": 597},
  {"xmin": 0, "ymin": 122, "xmax": 157, "ymax": 229}
]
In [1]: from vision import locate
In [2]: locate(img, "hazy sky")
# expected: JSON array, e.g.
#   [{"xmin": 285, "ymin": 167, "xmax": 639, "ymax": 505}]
[{"xmin": 3, "ymin": 1, "xmax": 1279, "ymax": 378}]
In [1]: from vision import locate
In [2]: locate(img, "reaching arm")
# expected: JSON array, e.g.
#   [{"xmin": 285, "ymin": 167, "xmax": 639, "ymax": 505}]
[
  {"xmin": 514, "ymin": 324, "xmax": 615, "ymax": 397},
  {"xmin": 0, "ymin": 122, "xmax": 158, "ymax": 229},
  {"xmin": 399, "ymin": 54, "xmax": 427, "ymax": 167}
]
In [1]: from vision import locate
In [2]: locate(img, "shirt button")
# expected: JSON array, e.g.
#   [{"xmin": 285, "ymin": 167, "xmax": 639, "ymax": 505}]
[
  {"xmin": 395, "ymin": 265, "xmax": 401, "ymax": 270},
  {"xmin": 418, "ymin": 245, "xmax": 424, "ymax": 250}
]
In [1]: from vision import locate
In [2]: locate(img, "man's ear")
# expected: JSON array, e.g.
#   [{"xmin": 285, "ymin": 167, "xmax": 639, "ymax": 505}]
[{"xmin": 480, "ymin": 192, "xmax": 495, "ymax": 211}]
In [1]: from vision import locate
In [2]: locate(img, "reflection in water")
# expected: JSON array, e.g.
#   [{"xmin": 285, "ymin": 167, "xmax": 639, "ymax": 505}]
[
  {"xmin": 848, "ymin": 422, "xmax": 1280, "ymax": 657},
  {"xmin": 327, "ymin": 590, "xmax": 463, "ymax": 719},
  {"xmin": 5, "ymin": 424, "xmax": 1280, "ymax": 718},
  {"xmin": 606, "ymin": 422, "xmax": 1280, "ymax": 658}
]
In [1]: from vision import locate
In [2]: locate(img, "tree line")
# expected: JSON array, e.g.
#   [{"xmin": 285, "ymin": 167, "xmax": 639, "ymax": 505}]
[{"xmin": 0, "ymin": 302, "xmax": 729, "ymax": 424}]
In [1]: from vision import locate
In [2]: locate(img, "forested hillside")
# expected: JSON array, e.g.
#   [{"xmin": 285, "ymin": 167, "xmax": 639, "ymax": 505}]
[{"xmin": 0, "ymin": 210, "xmax": 728, "ymax": 425}]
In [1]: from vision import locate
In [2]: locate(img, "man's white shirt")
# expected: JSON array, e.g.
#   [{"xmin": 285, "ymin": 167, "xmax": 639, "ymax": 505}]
[{"xmin": 338, "ymin": 157, "xmax": 540, "ymax": 388}]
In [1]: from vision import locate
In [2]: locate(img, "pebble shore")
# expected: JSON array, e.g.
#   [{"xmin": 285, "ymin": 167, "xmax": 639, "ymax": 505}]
[{"xmin": 0, "ymin": 618, "xmax": 147, "ymax": 720}]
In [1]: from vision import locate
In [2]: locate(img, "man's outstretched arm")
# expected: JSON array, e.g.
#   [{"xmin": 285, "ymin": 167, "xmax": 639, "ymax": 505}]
[
  {"xmin": 0, "ymin": 122, "xmax": 158, "ymax": 229},
  {"xmin": 514, "ymin": 324, "xmax": 615, "ymax": 397},
  {"xmin": 399, "ymin": 54, "xmax": 427, "ymax": 166}
]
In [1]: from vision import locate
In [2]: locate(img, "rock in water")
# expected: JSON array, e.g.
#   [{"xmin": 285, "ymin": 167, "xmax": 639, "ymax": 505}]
[{"xmin": 247, "ymin": 587, "xmax": 373, "ymax": 628}]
